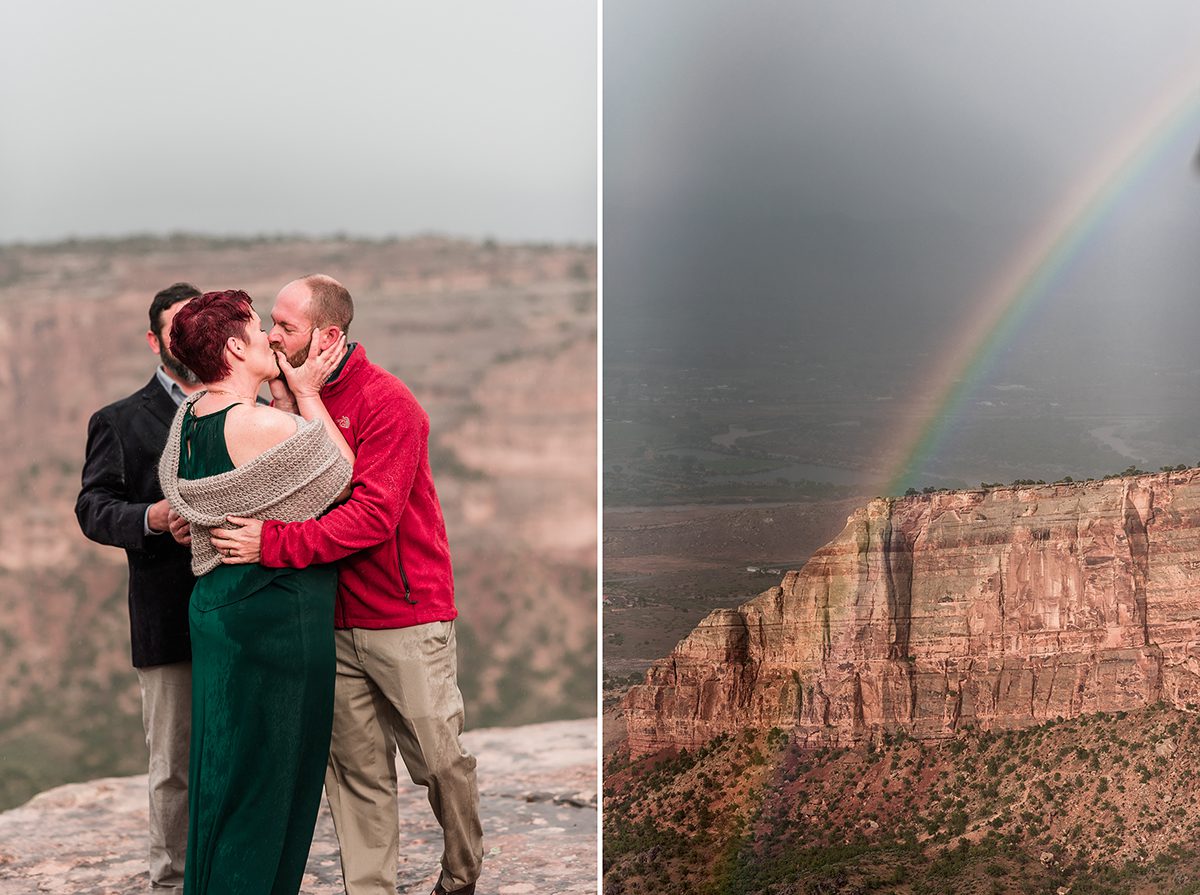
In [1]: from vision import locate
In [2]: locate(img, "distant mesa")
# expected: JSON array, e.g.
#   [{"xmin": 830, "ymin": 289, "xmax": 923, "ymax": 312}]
[{"xmin": 624, "ymin": 468, "xmax": 1200, "ymax": 756}]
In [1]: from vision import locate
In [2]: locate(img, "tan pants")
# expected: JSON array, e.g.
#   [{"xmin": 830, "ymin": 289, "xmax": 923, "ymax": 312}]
[
  {"xmin": 325, "ymin": 621, "xmax": 483, "ymax": 895},
  {"xmin": 136, "ymin": 661, "xmax": 191, "ymax": 892}
]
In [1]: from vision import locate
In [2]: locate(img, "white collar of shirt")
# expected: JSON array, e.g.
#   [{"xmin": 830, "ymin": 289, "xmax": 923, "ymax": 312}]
[{"xmin": 155, "ymin": 366, "xmax": 188, "ymax": 407}]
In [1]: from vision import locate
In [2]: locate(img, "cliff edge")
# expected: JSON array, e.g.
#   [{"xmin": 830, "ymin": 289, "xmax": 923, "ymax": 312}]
[
  {"xmin": 625, "ymin": 471, "xmax": 1200, "ymax": 755},
  {"xmin": 0, "ymin": 718, "xmax": 596, "ymax": 894}
]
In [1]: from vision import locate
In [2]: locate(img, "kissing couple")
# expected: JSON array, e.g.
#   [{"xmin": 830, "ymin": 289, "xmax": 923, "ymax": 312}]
[{"xmin": 79, "ymin": 276, "xmax": 482, "ymax": 895}]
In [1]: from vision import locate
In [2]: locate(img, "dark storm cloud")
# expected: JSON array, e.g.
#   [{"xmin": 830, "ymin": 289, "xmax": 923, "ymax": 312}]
[{"xmin": 604, "ymin": 1, "xmax": 1200, "ymax": 369}]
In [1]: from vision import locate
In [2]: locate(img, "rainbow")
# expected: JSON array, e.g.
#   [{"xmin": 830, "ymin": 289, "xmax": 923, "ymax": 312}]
[{"xmin": 883, "ymin": 74, "xmax": 1200, "ymax": 496}]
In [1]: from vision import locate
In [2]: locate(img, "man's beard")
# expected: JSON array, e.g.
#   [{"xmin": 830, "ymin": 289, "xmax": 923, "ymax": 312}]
[
  {"xmin": 161, "ymin": 347, "xmax": 199, "ymax": 385},
  {"xmin": 272, "ymin": 340, "xmax": 311, "ymax": 369}
]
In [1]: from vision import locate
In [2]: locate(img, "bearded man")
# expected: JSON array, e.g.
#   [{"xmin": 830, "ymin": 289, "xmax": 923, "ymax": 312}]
[
  {"xmin": 206, "ymin": 275, "xmax": 483, "ymax": 895},
  {"xmin": 76, "ymin": 281, "xmax": 203, "ymax": 892}
]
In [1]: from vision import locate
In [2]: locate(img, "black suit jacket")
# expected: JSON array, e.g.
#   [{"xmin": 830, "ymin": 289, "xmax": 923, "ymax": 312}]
[{"xmin": 76, "ymin": 376, "xmax": 194, "ymax": 668}]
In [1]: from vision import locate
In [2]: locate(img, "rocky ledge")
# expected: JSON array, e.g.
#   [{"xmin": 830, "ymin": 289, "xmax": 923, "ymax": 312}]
[
  {"xmin": 626, "ymin": 471, "xmax": 1200, "ymax": 755},
  {"xmin": 0, "ymin": 718, "xmax": 596, "ymax": 894}
]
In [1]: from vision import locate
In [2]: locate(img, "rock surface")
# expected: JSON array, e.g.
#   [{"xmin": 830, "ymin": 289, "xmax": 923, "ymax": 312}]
[
  {"xmin": 625, "ymin": 473, "xmax": 1200, "ymax": 755},
  {"xmin": 0, "ymin": 719, "xmax": 597, "ymax": 894}
]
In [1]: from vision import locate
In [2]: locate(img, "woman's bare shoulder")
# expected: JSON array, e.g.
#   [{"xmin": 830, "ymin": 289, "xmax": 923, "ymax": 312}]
[{"xmin": 224, "ymin": 404, "xmax": 299, "ymax": 460}]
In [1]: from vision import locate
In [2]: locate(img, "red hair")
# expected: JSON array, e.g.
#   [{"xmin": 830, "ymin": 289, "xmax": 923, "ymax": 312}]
[{"xmin": 169, "ymin": 290, "xmax": 254, "ymax": 383}]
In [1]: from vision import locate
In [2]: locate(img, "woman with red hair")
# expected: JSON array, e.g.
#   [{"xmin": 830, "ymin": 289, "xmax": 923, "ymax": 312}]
[{"xmin": 157, "ymin": 289, "xmax": 353, "ymax": 895}]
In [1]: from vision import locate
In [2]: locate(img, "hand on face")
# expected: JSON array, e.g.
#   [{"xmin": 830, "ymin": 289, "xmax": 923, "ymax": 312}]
[
  {"xmin": 275, "ymin": 329, "xmax": 347, "ymax": 398},
  {"xmin": 267, "ymin": 373, "xmax": 298, "ymax": 413}
]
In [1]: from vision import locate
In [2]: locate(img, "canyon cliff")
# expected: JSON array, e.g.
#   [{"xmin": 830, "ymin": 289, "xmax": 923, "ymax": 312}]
[{"xmin": 625, "ymin": 472, "xmax": 1200, "ymax": 755}]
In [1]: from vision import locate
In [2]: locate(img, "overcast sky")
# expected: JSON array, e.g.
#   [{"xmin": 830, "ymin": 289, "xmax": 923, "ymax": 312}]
[
  {"xmin": 605, "ymin": 1, "xmax": 1200, "ymax": 368},
  {"xmin": 0, "ymin": 1, "xmax": 596, "ymax": 244}
]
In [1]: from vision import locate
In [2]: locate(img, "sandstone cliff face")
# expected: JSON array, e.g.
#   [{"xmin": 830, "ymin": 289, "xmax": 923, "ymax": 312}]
[{"xmin": 625, "ymin": 473, "xmax": 1200, "ymax": 755}]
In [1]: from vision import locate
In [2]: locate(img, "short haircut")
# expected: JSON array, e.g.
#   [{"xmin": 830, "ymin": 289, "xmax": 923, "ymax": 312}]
[
  {"xmin": 149, "ymin": 282, "xmax": 202, "ymax": 339},
  {"xmin": 169, "ymin": 290, "xmax": 254, "ymax": 383},
  {"xmin": 301, "ymin": 274, "xmax": 353, "ymax": 333}
]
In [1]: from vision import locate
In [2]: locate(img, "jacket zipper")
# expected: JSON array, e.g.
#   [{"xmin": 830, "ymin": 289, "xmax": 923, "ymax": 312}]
[{"xmin": 397, "ymin": 543, "xmax": 417, "ymax": 604}]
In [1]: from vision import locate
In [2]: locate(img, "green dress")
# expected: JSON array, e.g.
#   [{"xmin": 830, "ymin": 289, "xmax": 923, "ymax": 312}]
[{"xmin": 180, "ymin": 403, "xmax": 338, "ymax": 895}]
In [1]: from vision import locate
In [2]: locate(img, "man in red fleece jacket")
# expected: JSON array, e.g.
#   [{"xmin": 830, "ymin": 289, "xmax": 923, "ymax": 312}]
[{"xmin": 209, "ymin": 275, "xmax": 483, "ymax": 895}]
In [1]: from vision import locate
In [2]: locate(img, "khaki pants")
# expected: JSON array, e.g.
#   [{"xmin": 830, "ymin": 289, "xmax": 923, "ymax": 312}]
[
  {"xmin": 325, "ymin": 621, "xmax": 483, "ymax": 895},
  {"xmin": 136, "ymin": 661, "xmax": 191, "ymax": 891}
]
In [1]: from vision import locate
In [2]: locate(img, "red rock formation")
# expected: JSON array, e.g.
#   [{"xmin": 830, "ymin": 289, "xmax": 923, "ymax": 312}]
[{"xmin": 625, "ymin": 473, "xmax": 1200, "ymax": 755}]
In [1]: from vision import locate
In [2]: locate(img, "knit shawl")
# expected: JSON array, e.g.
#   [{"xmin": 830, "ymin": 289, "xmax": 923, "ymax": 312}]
[{"xmin": 158, "ymin": 392, "xmax": 353, "ymax": 575}]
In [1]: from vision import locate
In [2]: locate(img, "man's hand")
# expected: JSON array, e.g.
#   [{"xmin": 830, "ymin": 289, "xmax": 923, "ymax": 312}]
[
  {"xmin": 167, "ymin": 508, "xmax": 191, "ymax": 546},
  {"xmin": 210, "ymin": 516, "xmax": 264, "ymax": 564},
  {"xmin": 147, "ymin": 498, "xmax": 172, "ymax": 534},
  {"xmin": 268, "ymin": 375, "xmax": 298, "ymax": 414},
  {"xmin": 276, "ymin": 330, "xmax": 347, "ymax": 399}
]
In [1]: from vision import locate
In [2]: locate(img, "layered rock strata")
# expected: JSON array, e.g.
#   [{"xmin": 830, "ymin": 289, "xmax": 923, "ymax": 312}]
[{"xmin": 625, "ymin": 473, "xmax": 1200, "ymax": 755}]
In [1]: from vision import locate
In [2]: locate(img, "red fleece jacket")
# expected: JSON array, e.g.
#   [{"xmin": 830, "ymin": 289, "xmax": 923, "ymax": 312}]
[{"xmin": 260, "ymin": 344, "xmax": 456, "ymax": 628}]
